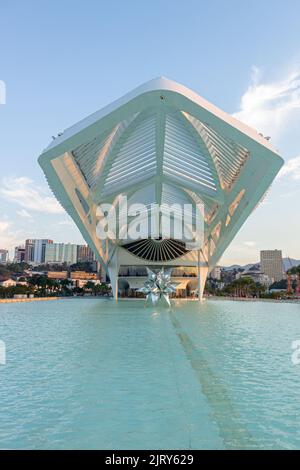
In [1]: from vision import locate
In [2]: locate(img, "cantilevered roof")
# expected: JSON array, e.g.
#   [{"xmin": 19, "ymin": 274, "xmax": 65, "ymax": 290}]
[{"xmin": 38, "ymin": 77, "xmax": 284, "ymax": 271}]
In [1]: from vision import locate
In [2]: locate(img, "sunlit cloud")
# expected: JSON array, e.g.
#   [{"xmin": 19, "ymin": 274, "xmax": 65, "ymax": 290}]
[
  {"xmin": 1, "ymin": 176, "xmax": 64, "ymax": 214},
  {"xmin": 243, "ymin": 241, "xmax": 257, "ymax": 248},
  {"xmin": 0, "ymin": 218, "xmax": 25, "ymax": 251},
  {"xmin": 58, "ymin": 219, "xmax": 73, "ymax": 226},
  {"xmin": 278, "ymin": 155, "xmax": 300, "ymax": 181},
  {"xmin": 233, "ymin": 66, "xmax": 300, "ymax": 138}
]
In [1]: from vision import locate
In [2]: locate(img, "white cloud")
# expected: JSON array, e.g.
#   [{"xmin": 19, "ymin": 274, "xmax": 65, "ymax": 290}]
[
  {"xmin": 1, "ymin": 177, "xmax": 64, "ymax": 214},
  {"xmin": 0, "ymin": 218, "xmax": 24, "ymax": 251},
  {"xmin": 278, "ymin": 155, "xmax": 300, "ymax": 181},
  {"xmin": 0, "ymin": 220, "xmax": 10, "ymax": 233},
  {"xmin": 58, "ymin": 219, "xmax": 73, "ymax": 226},
  {"xmin": 16, "ymin": 208, "xmax": 33, "ymax": 219},
  {"xmin": 234, "ymin": 66, "xmax": 300, "ymax": 137},
  {"xmin": 243, "ymin": 241, "xmax": 257, "ymax": 248}
]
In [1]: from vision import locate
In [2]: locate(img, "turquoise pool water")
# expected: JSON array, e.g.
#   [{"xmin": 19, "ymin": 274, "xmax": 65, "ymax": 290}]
[{"xmin": 0, "ymin": 298, "xmax": 300, "ymax": 449}]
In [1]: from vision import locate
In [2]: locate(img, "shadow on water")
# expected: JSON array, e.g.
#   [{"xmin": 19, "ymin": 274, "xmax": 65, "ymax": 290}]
[{"xmin": 168, "ymin": 310, "xmax": 257, "ymax": 449}]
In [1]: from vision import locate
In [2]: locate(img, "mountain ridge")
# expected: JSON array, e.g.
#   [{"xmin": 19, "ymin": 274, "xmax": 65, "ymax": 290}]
[{"xmin": 221, "ymin": 258, "xmax": 300, "ymax": 272}]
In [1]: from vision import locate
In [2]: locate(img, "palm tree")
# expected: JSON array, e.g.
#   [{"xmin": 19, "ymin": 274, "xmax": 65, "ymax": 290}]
[{"xmin": 225, "ymin": 277, "xmax": 258, "ymax": 297}]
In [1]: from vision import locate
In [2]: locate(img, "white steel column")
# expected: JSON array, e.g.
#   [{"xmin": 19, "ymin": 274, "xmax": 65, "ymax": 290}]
[
  {"xmin": 107, "ymin": 247, "xmax": 119, "ymax": 301},
  {"xmin": 197, "ymin": 249, "xmax": 201, "ymax": 302},
  {"xmin": 197, "ymin": 249, "xmax": 208, "ymax": 302}
]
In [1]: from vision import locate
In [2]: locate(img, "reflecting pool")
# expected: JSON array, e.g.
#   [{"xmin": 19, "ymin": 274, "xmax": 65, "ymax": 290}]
[{"xmin": 0, "ymin": 298, "xmax": 300, "ymax": 449}]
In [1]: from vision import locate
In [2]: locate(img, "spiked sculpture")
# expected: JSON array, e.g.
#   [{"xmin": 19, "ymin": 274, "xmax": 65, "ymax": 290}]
[{"xmin": 138, "ymin": 268, "xmax": 176, "ymax": 307}]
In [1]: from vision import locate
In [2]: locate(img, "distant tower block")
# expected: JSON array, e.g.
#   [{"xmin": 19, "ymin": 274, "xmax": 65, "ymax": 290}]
[{"xmin": 260, "ymin": 249, "xmax": 284, "ymax": 282}]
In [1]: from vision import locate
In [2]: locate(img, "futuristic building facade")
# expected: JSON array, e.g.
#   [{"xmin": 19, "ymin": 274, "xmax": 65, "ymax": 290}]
[{"xmin": 38, "ymin": 77, "xmax": 284, "ymax": 300}]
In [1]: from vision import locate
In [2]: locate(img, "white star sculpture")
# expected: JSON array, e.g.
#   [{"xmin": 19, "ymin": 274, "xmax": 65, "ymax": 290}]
[{"xmin": 138, "ymin": 267, "xmax": 177, "ymax": 307}]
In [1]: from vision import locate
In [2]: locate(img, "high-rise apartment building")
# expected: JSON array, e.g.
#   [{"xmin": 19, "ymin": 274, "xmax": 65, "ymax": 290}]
[
  {"xmin": 77, "ymin": 245, "xmax": 95, "ymax": 263},
  {"xmin": 14, "ymin": 246, "xmax": 25, "ymax": 263},
  {"xmin": 34, "ymin": 239, "xmax": 53, "ymax": 264},
  {"xmin": 210, "ymin": 266, "xmax": 221, "ymax": 280},
  {"xmin": 260, "ymin": 250, "xmax": 284, "ymax": 282},
  {"xmin": 24, "ymin": 239, "xmax": 53, "ymax": 264},
  {"xmin": 45, "ymin": 242, "xmax": 77, "ymax": 264},
  {"xmin": 0, "ymin": 249, "xmax": 8, "ymax": 263},
  {"xmin": 24, "ymin": 239, "xmax": 35, "ymax": 263}
]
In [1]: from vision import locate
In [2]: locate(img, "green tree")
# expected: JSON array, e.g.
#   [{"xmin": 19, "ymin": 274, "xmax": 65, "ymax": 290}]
[
  {"xmin": 70, "ymin": 262, "xmax": 94, "ymax": 273},
  {"xmin": 73, "ymin": 286, "xmax": 84, "ymax": 296},
  {"xmin": 288, "ymin": 264, "xmax": 300, "ymax": 275},
  {"xmin": 224, "ymin": 277, "xmax": 261, "ymax": 298},
  {"xmin": 85, "ymin": 281, "xmax": 95, "ymax": 290},
  {"xmin": 92, "ymin": 283, "xmax": 111, "ymax": 296}
]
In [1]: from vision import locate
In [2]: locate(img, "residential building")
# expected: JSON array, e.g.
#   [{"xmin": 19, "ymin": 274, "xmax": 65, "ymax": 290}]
[
  {"xmin": 93, "ymin": 260, "xmax": 102, "ymax": 277},
  {"xmin": 77, "ymin": 245, "xmax": 95, "ymax": 263},
  {"xmin": 0, "ymin": 249, "xmax": 8, "ymax": 263},
  {"xmin": 24, "ymin": 239, "xmax": 35, "ymax": 263},
  {"xmin": 14, "ymin": 246, "xmax": 25, "ymax": 263},
  {"xmin": 16, "ymin": 279, "xmax": 28, "ymax": 286},
  {"xmin": 70, "ymin": 271, "xmax": 98, "ymax": 280},
  {"xmin": 260, "ymin": 250, "xmax": 284, "ymax": 282},
  {"xmin": 33, "ymin": 239, "xmax": 53, "ymax": 264},
  {"xmin": 0, "ymin": 278, "xmax": 17, "ymax": 287},
  {"xmin": 45, "ymin": 243, "xmax": 77, "ymax": 264},
  {"xmin": 210, "ymin": 266, "xmax": 221, "ymax": 280},
  {"xmin": 237, "ymin": 265, "xmax": 273, "ymax": 287},
  {"xmin": 24, "ymin": 239, "xmax": 53, "ymax": 264},
  {"xmin": 47, "ymin": 271, "xmax": 68, "ymax": 280}
]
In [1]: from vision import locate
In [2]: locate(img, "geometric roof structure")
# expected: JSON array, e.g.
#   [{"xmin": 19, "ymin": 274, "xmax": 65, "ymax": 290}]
[{"xmin": 38, "ymin": 77, "xmax": 284, "ymax": 299}]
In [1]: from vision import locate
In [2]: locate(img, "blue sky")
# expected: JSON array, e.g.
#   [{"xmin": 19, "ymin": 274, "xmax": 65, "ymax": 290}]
[{"xmin": 0, "ymin": 0, "xmax": 300, "ymax": 265}]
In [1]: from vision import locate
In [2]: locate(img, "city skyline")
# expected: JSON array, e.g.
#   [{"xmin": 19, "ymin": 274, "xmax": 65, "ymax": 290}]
[
  {"xmin": 0, "ymin": 236, "xmax": 289, "ymax": 264},
  {"xmin": 1, "ymin": 1, "xmax": 300, "ymax": 264},
  {"xmin": 11, "ymin": 239, "xmax": 95, "ymax": 265},
  {"xmin": 3, "ymin": 235, "xmax": 298, "ymax": 271}
]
